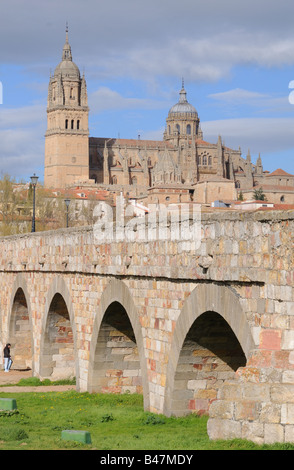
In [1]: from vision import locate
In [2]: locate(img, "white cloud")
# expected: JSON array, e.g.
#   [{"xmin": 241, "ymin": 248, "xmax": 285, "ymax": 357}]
[
  {"xmin": 0, "ymin": 104, "xmax": 45, "ymax": 129},
  {"xmin": 207, "ymin": 88, "xmax": 291, "ymax": 115},
  {"xmin": 89, "ymin": 87, "xmax": 168, "ymax": 113},
  {"xmin": 87, "ymin": 33, "xmax": 294, "ymax": 84},
  {"xmin": 208, "ymin": 89, "xmax": 269, "ymax": 103},
  {"xmin": 202, "ymin": 117, "xmax": 294, "ymax": 155},
  {"xmin": 0, "ymin": 104, "xmax": 45, "ymax": 179}
]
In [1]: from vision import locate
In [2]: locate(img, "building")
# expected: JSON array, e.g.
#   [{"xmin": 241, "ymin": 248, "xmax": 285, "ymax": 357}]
[
  {"xmin": 44, "ymin": 27, "xmax": 89, "ymax": 189},
  {"xmin": 44, "ymin": 30, "xmax": 294, "ymax": 206}
]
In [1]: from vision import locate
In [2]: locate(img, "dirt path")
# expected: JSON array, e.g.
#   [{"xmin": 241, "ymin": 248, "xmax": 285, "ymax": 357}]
[{"xmin": 0, "ymin": 369, "xmax": 76, "ymax": 393}]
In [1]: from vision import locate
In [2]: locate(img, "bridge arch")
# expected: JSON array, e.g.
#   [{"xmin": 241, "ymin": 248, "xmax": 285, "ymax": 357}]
[
  {"xmin": 88, "ymin": 279, "xmax": 149, "ymax": 410},
  {"xmin": 39, "ymin": 276, "xmax": 79, "ymax": 387},
  {"xmin": 7, "ymin": 273, "xmax": 34, "ymax": 372},
  {"xmin": 163, "ymin": 283, "xmax": 255, "ymax": 417}
]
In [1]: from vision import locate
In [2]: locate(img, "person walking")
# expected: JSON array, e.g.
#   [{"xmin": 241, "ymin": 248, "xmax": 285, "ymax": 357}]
[{"xmin": 3, "ymin": 343, "xmax": 12, "ymax": 372}]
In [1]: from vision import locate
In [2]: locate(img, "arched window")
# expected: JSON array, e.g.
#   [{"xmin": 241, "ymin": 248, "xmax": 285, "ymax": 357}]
[
  {"xmin": 176, "ymin": 124, "xmax": 180, "ymax": 134},
  {"xmin": 71, "ymin": 120, "xmax": 74, "ymax": 129},
  {"xmin": 203, "ymin": 155, "xmax": 207, "ymax": 166},
  {"xmin": 70, "ymin": 87, "xmax": 74, "ymax": 99},
  {"xmin": 280, "ymin": 195, "xmax": 285, "ymax": 202},
  {"xmin": 168, "ymin": 125, "xmax": 171, "ymax": 135},
  {"xmin": 186, "ymin": 124, "xmax": 191, "ymax": 135},
  {"xmin": 65, "ymin": 119, "xmax": 68, "ymax": 129},
  {"xmin": 208, "ymin": 156, "xmax": 212, "ymax": 166},
  {"xmin": 147, "ymin": 157, "xmax": 152, "ymax": 167},
  {"xmin": 112, "ymin": 175, "xmax": 117, "ymax": 185},
  {"xmin": 132, "ymin": 176, "xmax": 137, "ymax": 185},
  {"xmin": 77, "ymin": 120, "xmax": 80, "ymax": 130}
]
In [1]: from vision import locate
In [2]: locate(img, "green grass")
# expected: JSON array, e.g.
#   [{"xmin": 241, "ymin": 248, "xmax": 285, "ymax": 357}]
[
  {"xmin": 0, "ymin": 390, "xmax": 293, "ymax": 450},
  {"xmin": 0, "ymin": 377, "xmax": 76, "ymax": 387}
]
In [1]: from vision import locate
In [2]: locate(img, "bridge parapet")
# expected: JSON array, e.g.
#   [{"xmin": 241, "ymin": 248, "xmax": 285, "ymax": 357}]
[{"xmin": 1, "ymin": 210, "xmax": 293, "ymax": 285}]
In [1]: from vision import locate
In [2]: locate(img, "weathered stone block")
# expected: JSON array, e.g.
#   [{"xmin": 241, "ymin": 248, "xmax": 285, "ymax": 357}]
[
  {"xmin": 271, "ymin": 384, "xmax": 294, "ymax": 404},
  {"xmin": 264, "ymin": 423, "xmax": 284, "ymax": 444},
  {"xmin": 207, "ymin": 418, "xmax": 241, "ymax": 441},
  {"xmin": 260, "ymin": 329, "xmax": 281, "ymax": 350},
  {"xmin": 241, "ymin": 421, "xmax": 264, "ymax": 445},
  {"xmin": 235, "ymin": 401, "xmax": 260, "ymax": 422},
  {"xmin": 208, "ymin": 400, "xmax": 234, "ymax": 420}
]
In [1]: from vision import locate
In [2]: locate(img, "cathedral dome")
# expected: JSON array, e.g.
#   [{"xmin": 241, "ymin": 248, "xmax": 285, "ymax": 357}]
[
  {"xmin": 168, "ymin": 84, "xmax": 197, "ymax": 115},
  {"xmin": 54, "ymin": 59, "xmax": 80, "ymax": 79}
]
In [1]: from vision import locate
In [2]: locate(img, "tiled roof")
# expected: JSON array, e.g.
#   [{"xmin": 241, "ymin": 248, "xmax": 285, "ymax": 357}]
[
  {"xmin": 267, "ymin": 168, "xmax": 294, "ymax": 177},
  {"xmin": 45, "ymin": 187, "xmax": 112, "ymax": 201},
  {"xmin": 89, "ymin": 137, "xmax": 173, "ymax": 150}
]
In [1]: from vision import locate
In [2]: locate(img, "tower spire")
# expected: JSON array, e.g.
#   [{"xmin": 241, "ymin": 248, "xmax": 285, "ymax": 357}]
[{"xmin": 62, "ymin": 22, "xmax": 72, "ymax": 61}]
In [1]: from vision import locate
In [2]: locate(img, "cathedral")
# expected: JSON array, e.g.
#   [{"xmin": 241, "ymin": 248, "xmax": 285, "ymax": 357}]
[{"xmin": 44, "ymin": 30, "xmax": 294, "ymax": 206}]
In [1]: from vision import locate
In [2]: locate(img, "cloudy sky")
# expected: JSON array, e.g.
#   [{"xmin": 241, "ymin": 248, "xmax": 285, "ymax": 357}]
[{"xmin": 1, "ymin": 0, "xmax": 294, "ymax": 182}]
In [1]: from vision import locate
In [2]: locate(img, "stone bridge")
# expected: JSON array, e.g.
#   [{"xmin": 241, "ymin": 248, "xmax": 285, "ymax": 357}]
[{"xmin": 0, "ymin": 210, "xmax": 293, "ymax": 445}]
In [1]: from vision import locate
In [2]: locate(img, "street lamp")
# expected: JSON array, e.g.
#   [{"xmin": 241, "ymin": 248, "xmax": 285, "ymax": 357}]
[
  {"xmin": 30, "ymin": 173, "xmax": 38, "ymax": 233},
  {"xmin": 64, "ymin": 198, "xmax": 71, "ymax": 228}
]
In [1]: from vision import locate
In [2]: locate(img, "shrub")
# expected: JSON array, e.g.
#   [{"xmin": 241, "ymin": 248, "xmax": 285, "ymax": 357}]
[{"xmin": 143, "ymin": 413, "xmax": 166, "ymax": 425}]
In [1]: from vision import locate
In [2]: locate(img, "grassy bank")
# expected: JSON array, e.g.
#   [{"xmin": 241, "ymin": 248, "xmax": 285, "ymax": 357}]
[{"xmin": 0, "ymin": 389, "xmax": 293, "ymax": 450}]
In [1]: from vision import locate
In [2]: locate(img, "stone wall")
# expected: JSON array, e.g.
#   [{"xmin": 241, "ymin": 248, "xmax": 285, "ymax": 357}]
[{"xmin": 0, "ymin": 209, "xmax": 293, "ymax": 444}]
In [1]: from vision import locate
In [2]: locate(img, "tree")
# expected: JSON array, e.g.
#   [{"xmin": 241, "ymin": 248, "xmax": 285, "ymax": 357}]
[
  {"xmin": 0, "ymin": 175, "xmax": 65, "ymax": 235},
  {"xmin": 238, "ymin": 191, "xmax": 244, "ymax": 201},
  {"xmin": 253, "ymin": 187, "xmax": 267, "ymax": 201}
]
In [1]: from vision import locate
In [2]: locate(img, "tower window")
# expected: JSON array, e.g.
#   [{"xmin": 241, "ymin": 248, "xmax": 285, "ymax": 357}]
[
  {"xmin": 77, "ymin": 120, "xmax": 80, "ymax": 130},
  {"xmin": 71, "ymin": 120, "xmax": 74, "ymax": 129},
  {"xmin": 70, "ymin": 87, "xmax": 74, "ymax": 99},
  {"xmin": 203, "ymin": 155, "xmax": 207, "ymax": 165},
  {"xmin": 65, "ymin": 119, "xmax": 68, "ymax": 129},
  {"xmin": 187, "ymin": 124, "xmax": 191, "ymax": 135},
  {"xmin": 176, "ymin": 124, "xmax": 180, "ymax": 134}
]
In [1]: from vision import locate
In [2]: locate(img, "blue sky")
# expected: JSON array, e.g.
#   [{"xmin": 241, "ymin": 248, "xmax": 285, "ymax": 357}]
[{"xmin": 1, "ymin": 0, "xmax": 294, "ymax": 183}]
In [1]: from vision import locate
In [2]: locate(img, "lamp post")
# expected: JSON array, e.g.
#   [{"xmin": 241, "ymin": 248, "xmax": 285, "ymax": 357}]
[
  {"xmin": 30, "ymin": 173, "xmax": 38, "ymax": 233},
  {"xmin": 64, "ymin": 198, "xmax": 71, "ymax": 228}
]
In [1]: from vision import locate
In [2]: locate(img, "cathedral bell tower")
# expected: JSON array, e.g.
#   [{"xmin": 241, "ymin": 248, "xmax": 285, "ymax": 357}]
[{"xmin": 44, "ymin": 26, "xmax": 90, "ymax": 188}]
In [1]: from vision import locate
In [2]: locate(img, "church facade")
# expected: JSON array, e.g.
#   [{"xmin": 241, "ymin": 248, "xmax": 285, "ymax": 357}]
[{"xmin": 44, "ymin": 31, "xmax": 294, "ymax": 206}]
